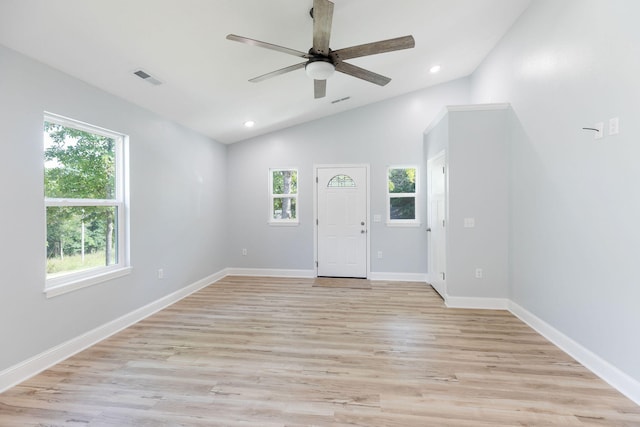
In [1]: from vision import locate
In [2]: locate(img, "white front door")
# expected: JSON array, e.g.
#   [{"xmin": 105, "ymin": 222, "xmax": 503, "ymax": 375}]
[
  {"xmin": 428, "ymin": 153, "xmax": 446, "ymax": 298},
  {"xmin": 316, "ymin": 166, "xmax": 368, "ymax": 278}
]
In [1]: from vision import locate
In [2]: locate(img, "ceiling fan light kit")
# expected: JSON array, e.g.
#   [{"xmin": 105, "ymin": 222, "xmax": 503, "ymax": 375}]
[
  {"xmin": 305, "ymin": 59, "xmax": 335, "ymax": 80},
  {"xmin": 226, "ymin": 0, "xmax": 415, "ymax": 99}
]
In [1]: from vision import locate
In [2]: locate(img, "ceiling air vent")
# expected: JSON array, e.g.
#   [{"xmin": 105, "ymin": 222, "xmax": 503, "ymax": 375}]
[
  {"xmin": 331, "ymin": 96, "xmax": 351, "ymax": 104},
  {"xmin": 133, "ymin": 69, "xmax": 163, "ymax": 86}
]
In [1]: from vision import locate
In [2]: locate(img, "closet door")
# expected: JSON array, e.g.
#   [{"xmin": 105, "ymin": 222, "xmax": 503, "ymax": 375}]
[{"xmin": 428, "ymin": 152, "xmax": 446, "ymax": 298}]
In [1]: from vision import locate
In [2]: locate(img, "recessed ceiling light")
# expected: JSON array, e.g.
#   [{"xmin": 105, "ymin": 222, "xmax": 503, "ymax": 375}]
[
  {"xmin": 429, "ymin": 65, "xmax": 441, "ymax": 74},
  {"xmin": 244, "ymin": 120, "xmax": 255, "ymax": 128}
]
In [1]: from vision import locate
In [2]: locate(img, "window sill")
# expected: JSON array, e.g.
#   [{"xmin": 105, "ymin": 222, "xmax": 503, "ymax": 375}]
[
  {"xmin": 386, "ymin": 221, "xmax": 422, "ymax": 228},
  {"xmin": 44, "ymin": 266, "xmax": 133, "ymax": 298},
  {"xmin": 268, "ymin": 221, "xmax": 300, "ymax": 227}
]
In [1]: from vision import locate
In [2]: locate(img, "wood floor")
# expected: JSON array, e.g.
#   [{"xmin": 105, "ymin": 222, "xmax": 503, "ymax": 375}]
[{"xmin": 1, "ymin": 276, "xmax": 639, "ymax": 426}]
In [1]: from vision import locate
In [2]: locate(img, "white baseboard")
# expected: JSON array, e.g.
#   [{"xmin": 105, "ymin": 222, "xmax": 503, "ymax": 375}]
[
  {"xmin": 226, "ymin": 268, "xmax": 315, "ymax": 278},
  {"xmin": 509, "ymin": 301, "xmax": 640, "ymax": 406},
  {"xmin": 445, "ymin": 296, "xmax": 509, "ymax": 310},
  {"xmin": 0, "ymin": 269, "xmax": 227, "ymax": 394},
  {"xmin": 226, "ymin": 269, "xmax": 428, "ymax": 282},
  {"xmin": 368, "ymin": 272, "xmax": 428, "ymax": 282}
]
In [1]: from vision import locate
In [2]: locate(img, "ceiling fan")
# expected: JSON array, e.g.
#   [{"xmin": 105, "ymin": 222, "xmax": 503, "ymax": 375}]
[{"xmin": 226, "ymin": 0, "xmax": 415, "ymax": 99}]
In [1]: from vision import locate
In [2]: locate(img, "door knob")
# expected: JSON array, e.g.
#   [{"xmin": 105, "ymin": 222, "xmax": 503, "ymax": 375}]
[
  {"xmin": 361, "ymin": 230, "xmax": 366, "ymax": 234},
  {"xmin": 361, "ymin": 221, "xmax": 365, "ymax": 226}
]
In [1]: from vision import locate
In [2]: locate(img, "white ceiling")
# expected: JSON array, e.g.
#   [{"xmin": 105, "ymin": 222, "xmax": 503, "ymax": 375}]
[{"xmin": 0, "ymin": 0, "xmax": 530, "ymax": 143}]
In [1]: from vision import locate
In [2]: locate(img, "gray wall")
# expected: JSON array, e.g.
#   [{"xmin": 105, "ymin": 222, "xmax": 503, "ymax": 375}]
[
  {"xmin": 471, "ymin": 0, "xmax": 640, "ymax": 382},
  {"xmin": 423, "ymin": 112, "xmax": 448, "ymax": 161},
  {"xmin": 424, "ymin": 107, "xmax": 510, "ymax": 299},
  {"xmin": 0, "ymin": 45, "xmax": 228, "ymax": 372},
  {"xmin": 226, "ymin": 79, "xmax": 471, "ymax": 274}
]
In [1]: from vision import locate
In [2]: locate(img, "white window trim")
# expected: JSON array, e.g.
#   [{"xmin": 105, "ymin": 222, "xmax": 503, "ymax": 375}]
[
  {"xmin": 43, "ymin": 113, "xmax": 130, "ymax": 298},
  {"xmin": 386, "ymin": 165, "xmax": 420, "ymax": 226},
  {"xmin": 268, "ymin": 167, "xmax": 299, "ymax": 226},
  {"xmin": 45, "ymin": 266, "xmax": 133, "ymax": 298}
]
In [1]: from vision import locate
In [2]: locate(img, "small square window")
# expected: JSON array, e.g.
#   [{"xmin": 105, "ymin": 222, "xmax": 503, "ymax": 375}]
[{"xmin": 390, "ymin": 197, "xmax": 416, "ymax": 220}]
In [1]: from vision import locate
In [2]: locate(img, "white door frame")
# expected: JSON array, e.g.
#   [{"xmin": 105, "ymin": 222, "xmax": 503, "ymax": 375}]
[{"xmin": 313, "ymin": 164, "xmax": 370, "ymax": 278}]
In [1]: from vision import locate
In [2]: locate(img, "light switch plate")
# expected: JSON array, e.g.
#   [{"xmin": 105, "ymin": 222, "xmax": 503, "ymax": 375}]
[
  {"xmin": 464, "ymin": 217, "xmax": 475, "ymax": 228},
  {"xmin": 609, "ymin": 117, "xmax": 619, "ymax": 135}
]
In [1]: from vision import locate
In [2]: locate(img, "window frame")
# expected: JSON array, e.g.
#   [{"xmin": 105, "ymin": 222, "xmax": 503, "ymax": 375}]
[
  {"xmin": 386, "ymin": 165, "xmax": 419, "ymax": 226},
  {"xmin": 268, "ymin": 167, "xmax": 299, "ymax": 226},
  {"xmin": 44, "ymin": 112, "xmax": 130, "ymax": 298}
]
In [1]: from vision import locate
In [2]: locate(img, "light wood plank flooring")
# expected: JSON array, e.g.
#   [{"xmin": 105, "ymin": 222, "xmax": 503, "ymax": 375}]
[{"xmin": 1, "ymin": 276, "xmax": 639, "ymax": 426}]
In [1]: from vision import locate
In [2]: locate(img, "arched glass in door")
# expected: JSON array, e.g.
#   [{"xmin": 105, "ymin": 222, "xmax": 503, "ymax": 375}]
[{"xmin": 327, "ymin": 174, "xmax": 356, "ymax": 188}]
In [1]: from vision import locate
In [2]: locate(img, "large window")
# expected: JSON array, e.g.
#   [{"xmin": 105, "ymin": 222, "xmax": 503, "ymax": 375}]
[
  {"xmin": 269, "ymin": 168, "xmax": 298, "ymax": 224},
  {"xmin": 44, "ymin": 113, "xmax": 129, "ymax": 296},
  {"xmin": 387, "ymin": 166, "xmax": 418, "ymax": 225}
]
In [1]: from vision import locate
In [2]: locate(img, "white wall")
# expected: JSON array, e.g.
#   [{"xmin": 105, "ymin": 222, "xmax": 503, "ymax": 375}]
[
  {"xmin": 471, "ymin": 0, "xmax": 640, "ymax": 383},
  {"xmin": 0, "ymin": 45, "xmax": 228, "ymax": 372},
  {"xmin": 226, "ymin": 79, "xmax": 471, "ymax": 275}
]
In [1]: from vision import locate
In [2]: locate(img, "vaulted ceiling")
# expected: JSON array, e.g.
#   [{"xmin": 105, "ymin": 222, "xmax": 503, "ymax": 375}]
[{"xmin": 0, "ymin": 0, "xmax": 530, "ymax": 143}]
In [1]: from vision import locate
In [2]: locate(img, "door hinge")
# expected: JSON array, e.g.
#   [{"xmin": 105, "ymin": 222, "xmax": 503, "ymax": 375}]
[
  {"xmin": 442, "ymin": 272, "xmax": 445, "ymax": 280},
  {"xmin": 316, "ymin": 261, "xmax": 318, "ymax": 267},
  {"xmin": 316, "ymin": 176, "xmax": 318, "ymax": 183},
  {"xmin": 442, "ymin": 166, "xmax": 445, "ymax": 174},
  {"xmin": 316, "ymin": 219, "xmax": 319, "ymax": 225},
  {"xmin": 442, "ymin": 220, "xmax": 445, "ymax": 227}
]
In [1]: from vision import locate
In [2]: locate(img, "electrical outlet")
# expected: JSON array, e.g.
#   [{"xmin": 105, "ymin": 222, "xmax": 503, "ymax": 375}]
[
  {"xmin": 158, "ymin": 269, "xmax": 164, "ymax": 279},
  {"xmin": 475, "ymin": 268, "xmax": 483, "ymax": 279},
  {"xmin": 377, "ymin": 251, "xmax": 383, "ymax": 259},
  {"xmin": 242, "ymin": 248, "xmax": 247, "ymax": 256}
]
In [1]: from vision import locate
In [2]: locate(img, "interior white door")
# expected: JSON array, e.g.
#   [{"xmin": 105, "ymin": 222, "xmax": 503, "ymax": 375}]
[
  {"xmin": 428, "ymin": 154, "xmax": 446, "ymax": 298},
  {"xmin": 317, "ymin": 167, "xmax": 367, "ymax": 278}
]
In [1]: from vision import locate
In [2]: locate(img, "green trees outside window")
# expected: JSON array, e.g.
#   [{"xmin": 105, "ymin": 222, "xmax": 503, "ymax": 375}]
[
  {"xmin": 270, "ymin": 169, "xmax": 298, "ymax": 221},
  {"xmin": 388, "ymin": 167, "xmax": 417, "ymax": 221},
  {"xmin": 44, "ymin": 118, "xmax": 124, "ymax": 278}
]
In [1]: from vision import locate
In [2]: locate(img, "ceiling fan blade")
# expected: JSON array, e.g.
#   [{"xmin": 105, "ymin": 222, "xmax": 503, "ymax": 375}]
[
  {"xmin": 249, "ymin": 62, "xmax": 307, "ymax": 83},
  {"xmin": 226, "ymin": 34, "xmax": 311, "ymax": 59},
  {"xmin": 314, "ymin": 79, "xmax": 327, "ymax": 99},
  {"xmin": 335, "ymin": 62, "xmax": 391, "ymax": 86},
  {"xmin": 332, "ymin": 35, "xmax": 415, "ymax": 61},
  {"xmin": 312, "ymin": 0, "xmax": 334, "ymax": 55}
]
